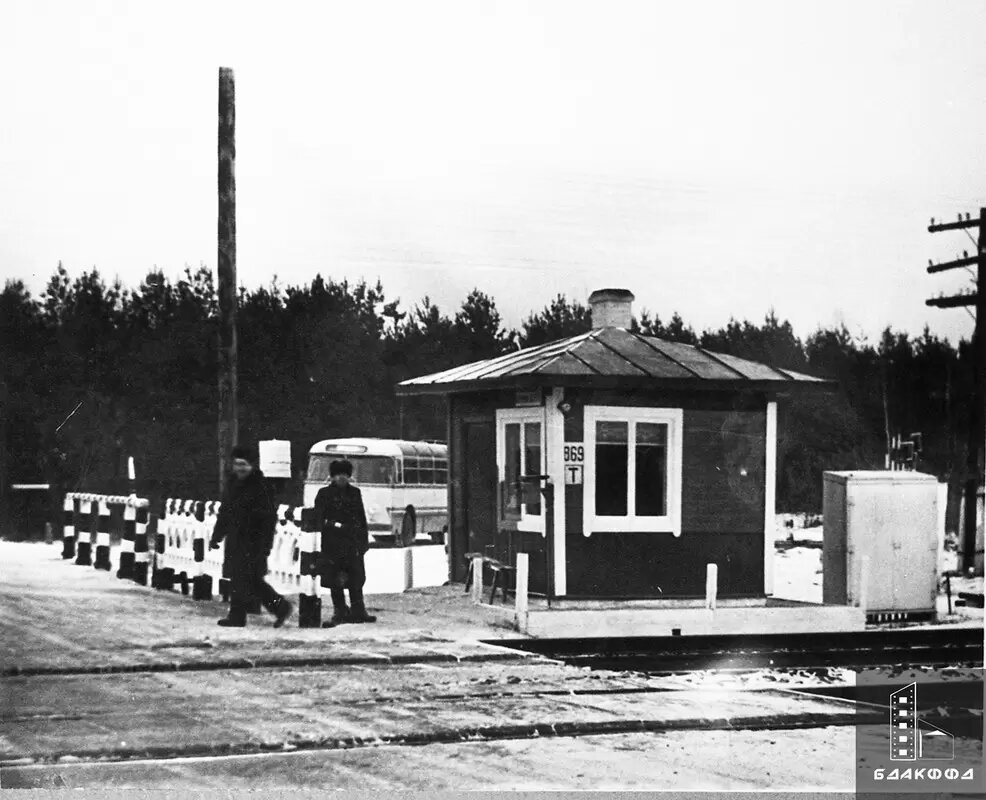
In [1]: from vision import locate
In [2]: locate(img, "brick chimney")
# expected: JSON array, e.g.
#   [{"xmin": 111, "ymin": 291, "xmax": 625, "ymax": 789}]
[{"xmin": 588, "ymin": 288, "xmax": 635, "ymax": 329}]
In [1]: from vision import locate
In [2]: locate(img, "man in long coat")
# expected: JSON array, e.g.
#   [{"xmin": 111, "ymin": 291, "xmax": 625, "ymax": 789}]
[
  {"xmin": 313, "ymin": 459, "xmax": 376, "ymax": 627},
  {"xmin": 210, "ymin": 445, "xmax": 293, "ymax": 627}
]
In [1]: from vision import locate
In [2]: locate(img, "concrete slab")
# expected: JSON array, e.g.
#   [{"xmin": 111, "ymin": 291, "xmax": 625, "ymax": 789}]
[{"xmin": 517, "ymin": 602, "xmax": 865, "ymax": 638}]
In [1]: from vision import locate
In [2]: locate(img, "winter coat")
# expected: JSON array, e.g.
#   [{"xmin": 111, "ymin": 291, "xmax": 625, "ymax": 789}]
[
  {"xmin": 313, "ymin": 483, "xmax": 369, "ymax": 561},
  {"xmin": 210, "ymin": 469, "xmax": 277, "ymax": 598}
]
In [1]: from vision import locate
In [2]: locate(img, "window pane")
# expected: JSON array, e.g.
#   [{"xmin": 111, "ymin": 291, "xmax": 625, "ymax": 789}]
[
  {"xmin": 418, "ymin": 455, "xmax": 434, "ymax": 484},
  {"xmin": 524, "ymin": 422, "xmax": 542, "ymax": 516},
  {"xmin": 636, "ymin": 423, "xmax": 668, "ymax": 516},
  {"xmin": 504, "ymin": 423, "xmax": 521, "ymax": 514},
  {"xmin": 595, "ymin": 421, "xmax": 628, "ymax": 516},
  {"xmin": 434, "ymin": 460, "xmax": 448, "ymax": 484},
  {"xmin": 403, "ymin": 457, "xmax": 419, "ymax": 484},
  {"xmin": 597, "ymin": 420, "xmax": 629, "ymax": 444}
]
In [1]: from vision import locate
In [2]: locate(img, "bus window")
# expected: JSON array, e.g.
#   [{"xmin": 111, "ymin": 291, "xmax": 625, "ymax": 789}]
[
  {"xmin": 403, "ymin": 457, "xmax": 420, "ymax": 484},
  {"xmin": 307, "ymin": 454, "xmax": 395, "ymax": 485},
  {"xmin": 418, "ymin": 456, "xmax": 434, "ymax": 484},
  {"xmin": 434, "ymin": 459, "xmax": 448, "ymax": 484}
]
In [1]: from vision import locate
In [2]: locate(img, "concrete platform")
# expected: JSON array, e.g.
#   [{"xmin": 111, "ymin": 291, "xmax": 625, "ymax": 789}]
[{"xmin": 507, "ymin": 597, "xmax": 865, "ymax": 638}]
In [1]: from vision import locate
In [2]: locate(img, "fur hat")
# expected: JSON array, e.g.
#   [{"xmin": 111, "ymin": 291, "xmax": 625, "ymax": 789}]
[
  {"xmin": 329, "ymin": 459, "xmax": 354, "ymax": 477},
  {"xmin": 231, "ymin": 444, "xmax": 258, "ymax": 465}
]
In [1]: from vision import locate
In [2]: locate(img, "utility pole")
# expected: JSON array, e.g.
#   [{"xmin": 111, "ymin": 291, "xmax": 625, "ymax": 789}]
[
  {"xmin": 926, "ymin": 209, "xmax": 985, "ymax": 572},
  {"xmin": 217, "ymin": 67, "xmax": 238, "ymax": 491}
]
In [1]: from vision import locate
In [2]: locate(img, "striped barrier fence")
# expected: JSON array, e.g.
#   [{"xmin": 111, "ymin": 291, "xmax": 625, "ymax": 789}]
[
  {"xmin": 63, "ymin": 493, "xmax": 150, "ymax": 576},
  {"xmin": 68, "ymin": 492, "xmax": 447, "ymax": 627}
]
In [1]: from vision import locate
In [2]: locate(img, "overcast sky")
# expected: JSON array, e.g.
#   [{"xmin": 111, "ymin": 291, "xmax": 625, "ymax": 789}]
[{"xmin": 2, "ymin": 0, "xmax": 985, "ymax": 343}]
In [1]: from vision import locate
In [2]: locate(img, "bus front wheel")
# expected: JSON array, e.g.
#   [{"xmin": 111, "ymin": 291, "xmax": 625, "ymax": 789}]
[{"xmin": 399, "ymin": 506, "xmax": 417, "ymax": 547}]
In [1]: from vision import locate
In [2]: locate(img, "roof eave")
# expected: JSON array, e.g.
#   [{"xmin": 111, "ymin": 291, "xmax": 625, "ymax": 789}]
[{"xmin": 395, "ymin": 374, "xmax": 839, "ymax": 397}]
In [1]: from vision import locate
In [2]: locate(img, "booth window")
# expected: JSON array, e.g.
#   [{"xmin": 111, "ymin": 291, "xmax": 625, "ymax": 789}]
[
  {"xmin": 496, "ymin": 408, "xmax": 545, "ymax": 532},
  {"xmin": 584, "ymin": 407, "xmax": 682, "ymax": 535}
]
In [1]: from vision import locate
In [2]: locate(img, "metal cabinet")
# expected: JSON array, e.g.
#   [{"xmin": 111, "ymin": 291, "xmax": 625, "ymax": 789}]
[{"xmin": 822, "ymin": 471, "xmax": 940, "ymax": 617}]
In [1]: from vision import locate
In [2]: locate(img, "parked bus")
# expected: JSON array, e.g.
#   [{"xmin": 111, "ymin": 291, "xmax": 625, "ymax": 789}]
[{"xmin": 304, "ymin": 438, "xmax": 448, "ymax": 547}]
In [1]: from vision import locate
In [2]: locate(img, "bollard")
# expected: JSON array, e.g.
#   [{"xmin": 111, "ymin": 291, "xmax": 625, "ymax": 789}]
[
  {"xmin": 133, "ymin": 506, "xmax": 150, "ymax": 586},
  {"xmin": 93, "ymin": 499, "xmax": 112, "ymax": 570},
  {"xmin": 297, "ymin": 507, "xmax": 322, "ymax": 627},
  {"xmin": 705, "ymin": 563, "xmax": 718, "ymax": 611},
  {"xmin": 117, "ymin": 502, "xmax": 136, "ymax": 580},
  {"xmin": 403, "ymin": 546, "xmax": 414, "ymax": 592},
  {"xmin": 514, "ymin": 552, "xmax": 529, "ymax": 623},
  {"xmin": 61, "ymin": 494, "xmax": 76, "ymax": 559},
  {"xmin": 471, "ymin": 555, "xmax": 484, "ymax": 604},
  {"xmin": 74, "ymin": 497, "xmax": 93, "ymax": 566}
]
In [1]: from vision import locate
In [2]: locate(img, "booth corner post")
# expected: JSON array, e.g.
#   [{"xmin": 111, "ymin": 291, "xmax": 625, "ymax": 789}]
[{"xmin": 217, "ymin": 66, "xmax": 238, "ymax": 492}]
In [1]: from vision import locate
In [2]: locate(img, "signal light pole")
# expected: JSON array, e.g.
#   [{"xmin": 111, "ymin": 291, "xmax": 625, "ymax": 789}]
[{"xmin": 926, "ymin": 209, "xmax": 985, "ymax": 572}]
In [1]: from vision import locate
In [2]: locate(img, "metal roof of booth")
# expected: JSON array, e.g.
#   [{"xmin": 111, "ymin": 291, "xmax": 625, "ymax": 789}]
[{"xmin": 397, "ymin": 327, "xmax": 835, "ymax": 396}]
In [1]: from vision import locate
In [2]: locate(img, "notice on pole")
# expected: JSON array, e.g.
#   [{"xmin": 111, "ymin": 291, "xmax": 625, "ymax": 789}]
[{"xmin": 564, "ymin": 444, "xmax": 585, "ymax": 485}]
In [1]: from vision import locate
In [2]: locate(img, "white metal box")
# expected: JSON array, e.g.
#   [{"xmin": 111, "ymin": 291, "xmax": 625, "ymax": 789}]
[{"xmin": 822, "ymin": 471, "xmax": 940, "ymax": 616}]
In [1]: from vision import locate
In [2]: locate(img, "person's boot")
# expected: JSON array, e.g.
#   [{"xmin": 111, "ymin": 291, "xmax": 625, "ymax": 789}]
[
  {"xmin": 272, "ymin": 598, "xmax": 294, "ymax": 629},
  {"xmin": 218, "ymin": 601, "xmax": 247, "ymax": 627},
  {"xmin": 321, "ymin": 606, "xmax": 350, "ymax": 628},
  {"xmin": 322, "ymin": 587, "xmax": 350, "ymax": 628},
  {"xmin": 348, "ymin": 591, "xmax": 376, "ymax": 624}
]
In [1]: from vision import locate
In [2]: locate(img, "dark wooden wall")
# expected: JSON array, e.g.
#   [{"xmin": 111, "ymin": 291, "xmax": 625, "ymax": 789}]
[
  {"xmin": 562, "ymin": 388, "xmax": 767, "ymax": 598},
  {"xmin": 447, "ymin": 387, "xmax": 769, "ymax": 598}
]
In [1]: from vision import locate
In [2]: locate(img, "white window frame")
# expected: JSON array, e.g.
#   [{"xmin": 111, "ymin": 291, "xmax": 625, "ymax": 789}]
[
  {"xmin": 496, "ymin": 407, "xmax": 546, "ymax": 534},
  {"xmin": 583, "ymin": 406, "xmax": 683, "ymax": 536}
]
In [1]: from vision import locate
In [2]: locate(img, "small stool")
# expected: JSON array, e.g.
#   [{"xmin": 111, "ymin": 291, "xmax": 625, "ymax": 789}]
[{"xmin": 486, "ymin": 560, "xmax": 515, "ymax": 605}]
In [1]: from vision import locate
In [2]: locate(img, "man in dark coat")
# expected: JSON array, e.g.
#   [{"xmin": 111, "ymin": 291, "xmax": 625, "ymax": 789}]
[
  {"xmin": 313, "ymin": 459, "xmax": 376, "ymax": 627},
  {"xmin": 210, "ymin": 445, "xmax": 293, "ymax": 628}
]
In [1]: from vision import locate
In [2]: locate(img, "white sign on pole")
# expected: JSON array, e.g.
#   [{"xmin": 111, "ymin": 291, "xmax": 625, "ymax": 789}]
[{"xmin": 563, "ymin": 443, "xmax": 585, "ymax": 485}]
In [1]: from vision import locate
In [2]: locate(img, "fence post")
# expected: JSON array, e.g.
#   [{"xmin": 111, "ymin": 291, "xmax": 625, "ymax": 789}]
[
  {"xmin": 515, "ymin": 552, "xmax": 529, "ymax": 630},
  {"xmin": 93, "ymin": 498, "xmax": 112, "ymax": 570},
  {"xmin": 61, "ymin": 494, "xmax": 76, "ymax": 559},
  {"xmin": 117, "ymin": 502, "xmax": 136, "ymax": 580},
  {"xmin": 192, "ymin": 500, "xmax": 212, "ymax": 600},
  {"xmin": 471, "ymin": 555, "xmax": 484, "ymax": 604},
  {"xmin": 705, "ymin": 563, "xmax": 718, "ymax": 611},
  {"xmin": 75, "ymin": 497, "xmax": 93, "ymax": 566},
  {"xmin": 133, "ymin": 505, "xmax": 150, "ymax": 586},
  {"xmin": 297, "ymin": 507, "xmax": 322, "ymax": 627}
]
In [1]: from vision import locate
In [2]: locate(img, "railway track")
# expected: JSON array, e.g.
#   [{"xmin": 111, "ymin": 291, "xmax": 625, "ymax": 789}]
[{"xmin": 494, "ymin": 627, "xmax": 985, "ymax": 672}]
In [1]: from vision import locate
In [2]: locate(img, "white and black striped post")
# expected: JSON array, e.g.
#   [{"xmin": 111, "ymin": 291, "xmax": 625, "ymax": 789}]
[
  {"xmin": 133, "ymin": 505, "xmax": 150, "ymax": 585},
  {"xmin": 74, "ymin": 497, "xmax": 93, "ymax": 566},
  {"xmin": 177, "ymin": 500, "xmax": 192, "ymax": 595},
  {"xmin": 152, "ymin": 499, "xmax": 175, "ymax": 590},
  {"xmin": 117, "ymin": 501, "xmax": 136, "ymax": 580},
  {"xmin": 93, "ymin": 498, "xmax": 112, "ymax": 570},
  {"xmin": 298, "ymin": 507, "xmax": 322, "ymax": 627},
  {"xmin": 192, "ymin": 500, "xmax": 213, "ymax": 600},
  {"xmin": 61, "ymin": 494, "xmax": 76, "ymax": 560}
]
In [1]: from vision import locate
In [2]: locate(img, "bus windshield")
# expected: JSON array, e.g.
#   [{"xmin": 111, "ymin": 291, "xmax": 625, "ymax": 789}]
[{"xmin": 307, "ymin": 454, "xmax": 395, "ymax": 485}]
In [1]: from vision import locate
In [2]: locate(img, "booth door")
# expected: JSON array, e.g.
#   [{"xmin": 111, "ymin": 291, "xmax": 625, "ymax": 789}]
[{"xmin": 464, "ymin": 420, "xmax": 498, "ymax": 562}]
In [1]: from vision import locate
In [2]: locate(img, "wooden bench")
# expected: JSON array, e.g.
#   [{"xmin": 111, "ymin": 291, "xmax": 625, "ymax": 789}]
[{"xmin": 464, "ymin": 552, "xmax": 515, "ymax": 605}]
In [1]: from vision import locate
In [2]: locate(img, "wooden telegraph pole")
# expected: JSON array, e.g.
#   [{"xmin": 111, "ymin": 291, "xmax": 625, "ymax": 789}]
[
  {"xmin": 926, "ymin": 208, "xmax": 985, "ymax": 572},
  {"xmin": 217, "ymin": 67, "xmax": 238, "ymax": 491}
]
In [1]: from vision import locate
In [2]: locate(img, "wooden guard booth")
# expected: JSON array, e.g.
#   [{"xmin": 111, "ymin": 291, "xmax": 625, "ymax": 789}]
[{"xmin": 397, "ymin": 289, "xmax": 836, "ymax": 602}]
